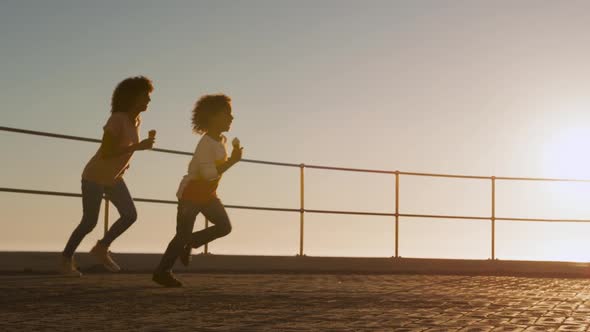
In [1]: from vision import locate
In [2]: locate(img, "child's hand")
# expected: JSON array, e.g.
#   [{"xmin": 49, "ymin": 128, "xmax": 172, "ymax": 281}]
[
  {"xmin": 230, "ymin": 145, "xmax": 243, "ymax": 163},
  {"xmin": 136, "ymin": 137, "xmax": 155, "ymax": 151}
]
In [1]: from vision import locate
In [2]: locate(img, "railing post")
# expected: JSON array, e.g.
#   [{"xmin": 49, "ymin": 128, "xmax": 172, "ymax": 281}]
[
  {"xmin": 103, "ymin": 198, "xmax": 109, "ymax": 237},
  {"xmin": 395, "ymin": 171, "xmax": 400, "ymax": 258},
  {"xmin": 299, "ymin": 163, "xmax": 305, "ymax": 256},
  {"xmin": 491, "ymin": 176, "xmax": 496, "ymax": 260},
  {"xmin": 204, "ymin": 218, "xmax": 209, "ymax": 255}
]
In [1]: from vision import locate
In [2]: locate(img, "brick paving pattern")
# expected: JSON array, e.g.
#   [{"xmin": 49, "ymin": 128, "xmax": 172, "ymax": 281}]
[{"xmin": 3, "ymin": 273, "xmax": 590, "ymax": 331}]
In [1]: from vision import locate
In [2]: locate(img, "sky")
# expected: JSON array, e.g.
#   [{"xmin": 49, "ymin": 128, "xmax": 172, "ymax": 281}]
[{"xmin": 3, "ymin": 0, "xmax": 590, "ymax": 261}]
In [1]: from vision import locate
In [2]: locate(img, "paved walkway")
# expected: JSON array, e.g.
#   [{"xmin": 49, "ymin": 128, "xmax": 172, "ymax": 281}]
[{"xmin": 3, "ymin": 273, "xmax": 590, "ymax": 331}]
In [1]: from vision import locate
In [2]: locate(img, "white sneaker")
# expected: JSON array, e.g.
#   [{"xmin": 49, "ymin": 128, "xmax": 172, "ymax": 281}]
[
  {"xmin": 90, "ymin": 241, "xmax": 121, "ymax": 272},
  {"xmin": 59, "ymin": 255, "xmax": 82, "ymax": 277}
]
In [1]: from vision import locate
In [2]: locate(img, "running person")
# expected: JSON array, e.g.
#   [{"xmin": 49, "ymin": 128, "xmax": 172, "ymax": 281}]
[
  {"xmin": 60, "ymin": 76, "xmax": 156, "ymax": 276},
  {"xmin": 153, "ymin": 94, "xmax": 242, "ymax": 287}
]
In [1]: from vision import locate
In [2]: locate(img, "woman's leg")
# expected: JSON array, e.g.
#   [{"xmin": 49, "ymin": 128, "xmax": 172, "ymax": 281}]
[
  {"xmin": 189, "ymin": 198, "xmax": 232, "ymax": 249},
  {"xmin": 99, "ymin": 179, "xmax": 138, "ymax": 246},
  {"xmin": 155, "ymin": 201, "xmax": 199, "ymax": 272},
  {"xmin": 62, "ymin": 180, "xmax": 104, "ymax": 258}
]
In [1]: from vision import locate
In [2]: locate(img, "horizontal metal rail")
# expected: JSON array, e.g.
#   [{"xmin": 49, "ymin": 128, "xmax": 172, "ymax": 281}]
[
  {"xmin": 0, "ymin": 187, "xmax": 300, "ymax": 213},
  {"xmin": 494, "ymin": 176, "xmax": 590, "ymax": 183},
  {"xmin": 0, "ymin": 126, "xmax": 301, "ymax": 168},
  {"xmin": 3, "ymin": 187, "xmax": 590, "ymax": 223},
  {"xmin": 399, "ymin": 171, "xmax": 490, "ymax": 180},
  {"xmin": 4, "ymin": 125, "xmax": 590, "ymax": 182},
  {"xmin": 399, "ymin": 213, "xmax": 491, "ymax": 221},
  {"xmin": 305, "ymin": 164, "xmax": 395, "ymax": 175}
]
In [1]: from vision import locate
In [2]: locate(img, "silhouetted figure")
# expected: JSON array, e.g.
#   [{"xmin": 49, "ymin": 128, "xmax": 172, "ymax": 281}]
[
  {"xmin": 153, "ymin": 94, "xmax": 243, "ymax": 287},
  {"xmin": 60, "ymin": 76, "xmax": 156, "ymax": 276}
]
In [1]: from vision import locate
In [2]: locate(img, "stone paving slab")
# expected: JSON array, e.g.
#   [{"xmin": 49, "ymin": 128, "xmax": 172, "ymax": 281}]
[{"xmin": 3, "ymin": 273, "xmax": 590, "ymax": 331}]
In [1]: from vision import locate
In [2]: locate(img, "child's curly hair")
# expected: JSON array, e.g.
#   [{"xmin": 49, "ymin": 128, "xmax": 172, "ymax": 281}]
[
  {"xmin": 191, "ymin": 94, "xmax": 232, "ymax": 134},
  {"xmin": 111, "ymin": 76, "xmax": 154, "ymax": 113}
]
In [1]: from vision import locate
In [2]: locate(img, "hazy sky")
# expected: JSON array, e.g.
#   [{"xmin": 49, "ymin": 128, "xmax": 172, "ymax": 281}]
[{"xmin": 3, "ymin": 1, "xmax": 590, "ymax": 261}]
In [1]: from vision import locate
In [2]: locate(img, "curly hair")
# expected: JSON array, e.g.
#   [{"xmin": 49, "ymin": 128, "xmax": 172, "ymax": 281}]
[
  {"xmin": 191, "ymin": 94, "xmax": 232, "ymax": 134},
  {"xmin": 111, "ymin": 76, "xmax": 154, "ymax": 113}
]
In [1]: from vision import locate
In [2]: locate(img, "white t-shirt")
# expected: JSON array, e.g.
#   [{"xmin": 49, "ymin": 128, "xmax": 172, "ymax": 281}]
[{"xmin": 176, "ymin": 134, "xmax": 228, "ymax": 199}]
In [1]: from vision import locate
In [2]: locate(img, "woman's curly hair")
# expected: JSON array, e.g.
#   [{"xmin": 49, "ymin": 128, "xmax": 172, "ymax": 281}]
[
  {"xmin": 191, "ymin": 94, "xmax": 232, "ymax": 134},
  {"xmin": 111, "ymin": 76, "xmax": 154, "ymax": 113}
]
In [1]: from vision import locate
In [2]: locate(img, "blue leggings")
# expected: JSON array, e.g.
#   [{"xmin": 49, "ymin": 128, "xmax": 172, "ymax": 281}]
[{"xmin": 63, "ymin": 179, "xmax": 137, "ymax": 258}]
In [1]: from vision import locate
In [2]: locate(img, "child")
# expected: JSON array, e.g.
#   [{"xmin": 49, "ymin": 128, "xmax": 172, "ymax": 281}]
[
  {"xmin": 61, "ymin": 76, "xmax": 156, "ymax": 276},
  {"xmin": 153, "ymin": 94, "xmax": 243, "ymax": 287}
]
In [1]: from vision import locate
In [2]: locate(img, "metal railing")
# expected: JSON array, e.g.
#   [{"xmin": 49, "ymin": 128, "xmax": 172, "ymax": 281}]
[{"xmin": 3, "ymin": 125, "xmax": 590, "ymax": 259}]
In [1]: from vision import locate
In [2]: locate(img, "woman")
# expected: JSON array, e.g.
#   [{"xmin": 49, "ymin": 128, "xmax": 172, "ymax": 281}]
[
  {"xmin": 153, "ymin": 93, "xmax": 243, "ymax": 287},
  {"xmin": 60, "ymin": 76, "xmax": 156, "ymax": 276}
]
